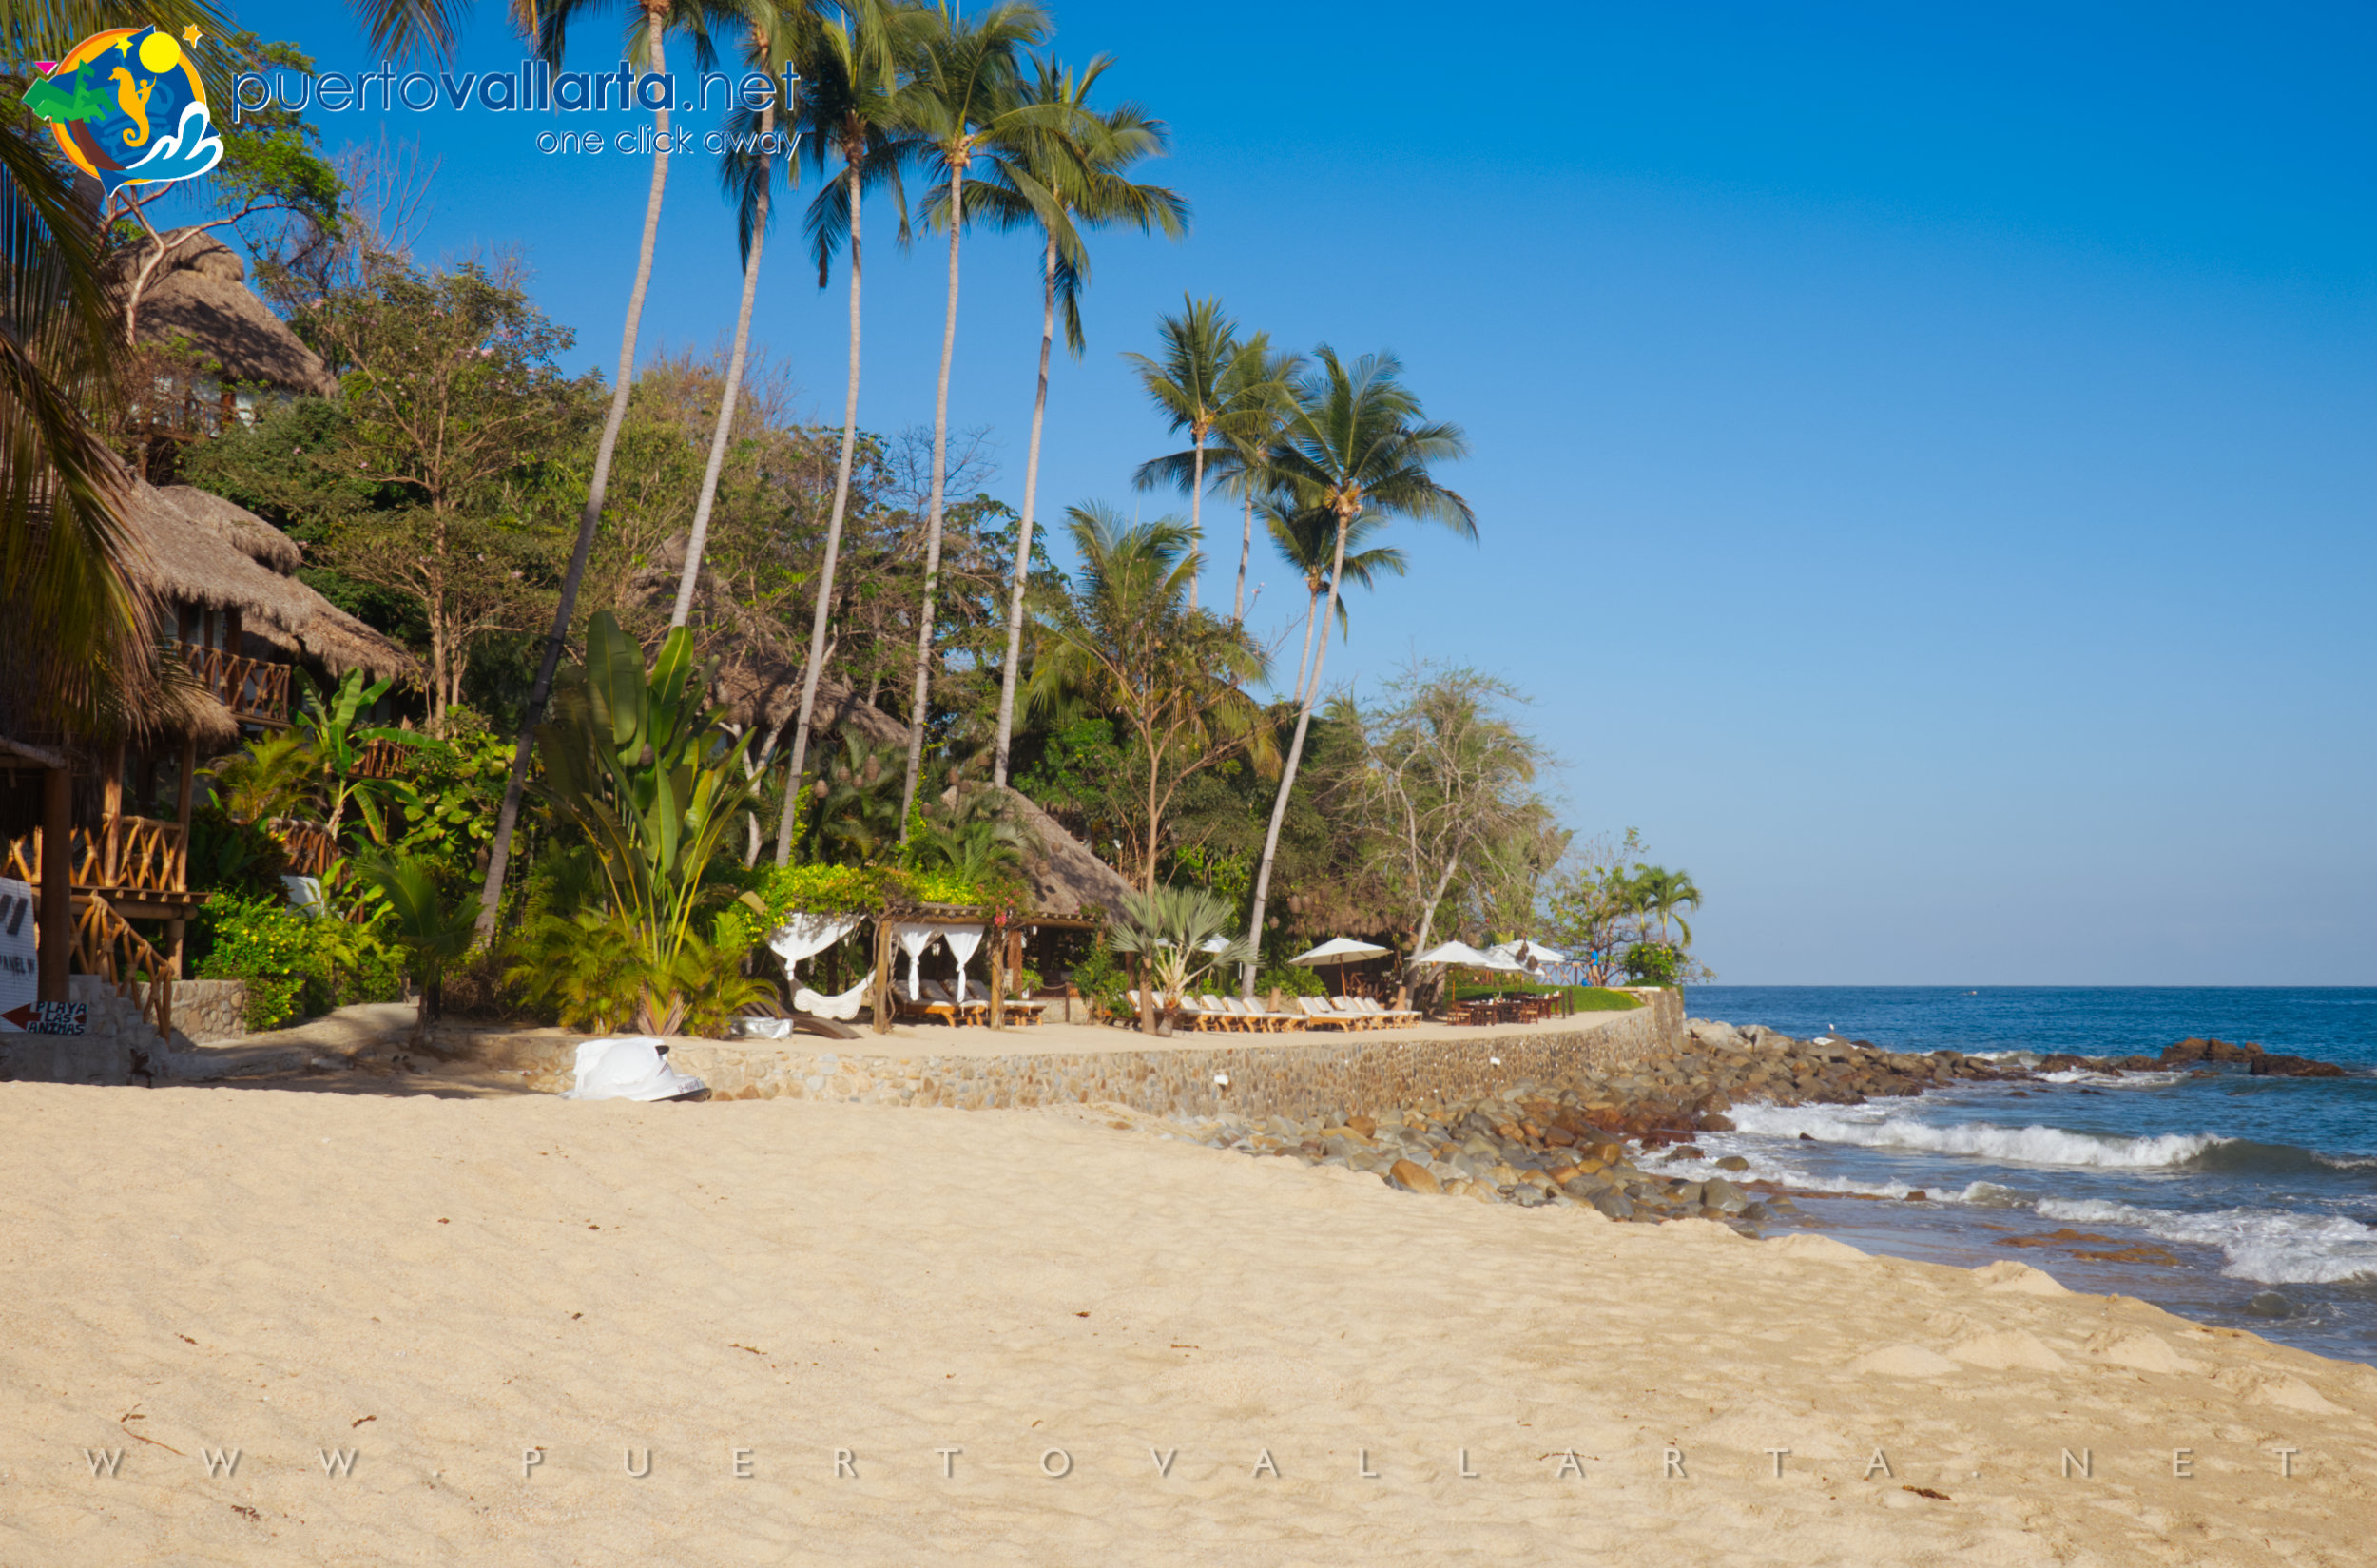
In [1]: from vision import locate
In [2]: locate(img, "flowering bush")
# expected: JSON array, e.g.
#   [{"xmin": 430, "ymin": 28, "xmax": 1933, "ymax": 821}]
[{"xmin": 194, "ymin": 894, "xmax": 408, "ymax": 1031}]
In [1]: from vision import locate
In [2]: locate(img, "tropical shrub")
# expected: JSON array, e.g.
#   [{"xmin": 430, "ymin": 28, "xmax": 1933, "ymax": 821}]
[
  {"xmin": 1255, "ymin": 961, "xmax": 1325, "ymax": 999},
  {"xmin": 1620, "ymin": 941, "xmax": 1683, "ymax": 987},
  {"xmin": 193, "ymin": 894, "xmax": 407, "ymax": 1031}
]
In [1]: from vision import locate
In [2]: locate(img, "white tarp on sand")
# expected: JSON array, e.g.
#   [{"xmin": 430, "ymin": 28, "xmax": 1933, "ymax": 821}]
[{"xmin": 561, "ymin": 1037, "xmax": 705, "ymax": 1101}]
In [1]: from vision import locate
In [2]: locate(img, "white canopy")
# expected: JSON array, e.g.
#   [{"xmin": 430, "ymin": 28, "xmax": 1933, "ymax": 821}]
[
  {"xmin": 1412, "ymin": 939, "xmax": 1500, "ymax": 969},
  {"xmin": 1288, "ymin": 937, "xmax": 1391, "ymax": 966},
  {"xmin": 1486, "ymin": 939, "xmax": 1566, "ymax": 971}
]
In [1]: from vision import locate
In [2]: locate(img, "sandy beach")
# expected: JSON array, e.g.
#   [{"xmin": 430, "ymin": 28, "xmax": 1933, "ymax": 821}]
[{"xmin": 3, "ymin": 1079, "xmax": 2374, "ymax": 1566}]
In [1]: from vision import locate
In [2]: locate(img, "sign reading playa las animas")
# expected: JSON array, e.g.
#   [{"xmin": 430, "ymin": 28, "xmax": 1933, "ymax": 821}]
[
  {"xmin": 221, "ymin": 52, "xmax": 800, "ymax": 160},
  {"xmin": 23, "ymin": 24, "xmax": 222, "ymax": 197}
]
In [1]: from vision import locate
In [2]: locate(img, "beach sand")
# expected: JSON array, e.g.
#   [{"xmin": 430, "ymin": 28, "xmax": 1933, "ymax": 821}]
[{"xmin": 4, "ymin": 1080, "xmax": 2373, "ymax": 1565}]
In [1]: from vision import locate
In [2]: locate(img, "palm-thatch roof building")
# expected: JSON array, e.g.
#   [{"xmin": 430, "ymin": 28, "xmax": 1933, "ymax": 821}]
[{"xmin": 112, "ymin": 229, "xmax": 338, "ymax": 439}]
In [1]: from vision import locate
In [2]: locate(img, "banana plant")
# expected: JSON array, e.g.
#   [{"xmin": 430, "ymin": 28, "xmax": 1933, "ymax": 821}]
[
  {"xmin": 355, "ymin": 849, "xmax": 480, "ymax": 1042},
  {"xmin": 531, "ymin": 612, "xmax": 755, "ymax": 1033}
]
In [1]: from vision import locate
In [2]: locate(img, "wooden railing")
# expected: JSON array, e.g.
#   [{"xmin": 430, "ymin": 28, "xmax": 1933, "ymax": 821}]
[
  {"xmin": 354, "ymin": 737, "xmax": 409, "ymax": 780},
  {"xmin": 176, "ymin": 640, "xmax": 292, "ymax": 726},
  {"xmin": 74, "ymin": 891, "xmax": 174, "ymax": 1038},
  {"xmin": 270, "ymin": 817, "xmax": 338, "ymax": 877},
  {"xmin": 5, "ymin": 817, "xmax": 188, "ymax": 898}
]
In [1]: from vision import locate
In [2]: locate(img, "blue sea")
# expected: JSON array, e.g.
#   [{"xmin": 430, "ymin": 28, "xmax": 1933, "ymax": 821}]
[{"xmin": 1665, "ymin": 987, "xmax": 2377, "ymax": 1365}]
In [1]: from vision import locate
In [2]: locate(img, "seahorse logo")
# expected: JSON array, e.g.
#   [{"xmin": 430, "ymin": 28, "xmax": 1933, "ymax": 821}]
[
  {"xmin": 108, "ymin": 65, "xmax": 155, "ymax": 146},
  {"xmin": 19, "ymin": 25, "xmax": 220, "ymax": 197}
]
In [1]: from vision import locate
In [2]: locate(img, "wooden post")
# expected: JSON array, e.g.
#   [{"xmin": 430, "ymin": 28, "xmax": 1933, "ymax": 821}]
[
  {"xmin": 870, "ymin": 920, "xmax": 893, "ymax": 1034},
  {"xmin": 988, "ymin": 936, "xmax": 1004, "ymax": 1031},
  {"xmin": 100, "ymin": 741, "xmax": 123, "ymax": 886},
  {"xmin": 37, "ymin": 762, "xmax": 70, "ymax": 1004}
]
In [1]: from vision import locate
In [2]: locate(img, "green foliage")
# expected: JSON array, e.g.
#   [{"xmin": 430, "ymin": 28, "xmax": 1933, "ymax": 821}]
[
  {"xmin": 1448, "ymin": 978, "xmax": 1642, "ymax": 1011},
  {"xmin": 1255, "ymin": 961, "xmax": 1325, "ymax": 998},
  {"xmin": 193, "ymin": 894, "xmax": 406, "ymax": 1031},
  {"xmin": 1620, "ymin": 941, "xmax": 1683, "ymax": 987},
  {"xmin": 185, "ymin": 801, "xmax": 287, "ymax": 898},
  {"xmin": 529, "ymin": 613, "xmax": 754, "ymax": 1032},
  {"xmin": 503, "ymin": 908, "xmax": 768, "ymax": 1038},
  {"xmin": 354, "ymin": 850, "xmax": 479, "ymax": 1026},
  {"xmin": 1068, "ymin": 939, "xmax": 1130, "ymax": 1022}
]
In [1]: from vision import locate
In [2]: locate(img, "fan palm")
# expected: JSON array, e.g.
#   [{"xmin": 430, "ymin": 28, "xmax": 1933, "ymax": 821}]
[
  {"xmin": 1238, "ymin": 349, "xmax": 1475, "ymax": 996},
  {"xmin": 1106, "ymin": 882, "xmax": 1253, "ymax": 1035},
  {"xmin": 773, "ymin": 0, "xmax": 932, "ymax": 863},
  {"xmin": 1121, "ymin": 295, "xmax": 1235, "ymax": 611},
  {"xmin": 985, "ymin": 54, "xmax": 1187, "ymax": 789},
  {"xmin": 355, "ymin": 850, "xmax": 480, "ymax": 1038},
  {"xmin": 890, "ymin": 0, "xmax": 1057, "ymax": 841},
  {"xmin": 1263, "ymin": 499, "xmax": 1406, "ymax": 711},
  {"xmin": 475, "ymin": 0, "xmax": 754, "ymax": 935}
]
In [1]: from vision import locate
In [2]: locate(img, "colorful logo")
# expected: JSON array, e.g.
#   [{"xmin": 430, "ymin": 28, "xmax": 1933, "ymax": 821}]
[{"xmin": 22, "ymin": 25, "xmax": 222, "ymax": 198}]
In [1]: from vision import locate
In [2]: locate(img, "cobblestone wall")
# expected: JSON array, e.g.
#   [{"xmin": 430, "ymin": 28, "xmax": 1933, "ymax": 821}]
[{"xmin": 454, "ymin": 1003, "xmax": 1681, "ymax": 1120}]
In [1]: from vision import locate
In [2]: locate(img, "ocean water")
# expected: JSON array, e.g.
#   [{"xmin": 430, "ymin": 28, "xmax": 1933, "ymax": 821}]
[{"xmin": 1662, "ymin": 987, "xmax": 2377, "ymax": 1365}]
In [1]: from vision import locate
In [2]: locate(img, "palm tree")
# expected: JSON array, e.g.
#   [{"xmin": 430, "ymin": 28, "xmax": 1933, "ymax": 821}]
[
  {"xmin": 890, "ymin": 0, "xmax": 1056, "ymax": 842},
  {"xmin": 671, "ymin": 11, "xmax": 803, "ymax": 629},
  {"xmin": 1137, "ymin": 332, "xmax": 1301, "ymax": 627},
  {"xmin": 1238, "ymin": 349, "xmax": 1475, "ymax": 997},
  {"xmin": 1630, "ymin": 865, "xmax": 1702, "ymax": 947},
  {"xmin": 1024, "ymin": 505, "xmax": 1272, "ymax": 891},
  {"xmin": 1263, "ymin": 499, "xmax": 1406, "ymax": 712},
  {"xmin": 1122, "ymin": 295, "xmax": 1235, "ymax": 611},
  {"xmin": 985, "ymin": 54, "xmax": 1188, "ymax": 789},
  {"xmin": 474, "ymin": 0, "xmax": 751, "ymax": 936},
  {"xmin": 774, "ymin": 0, "xmax": 931, "ymax": 864}
]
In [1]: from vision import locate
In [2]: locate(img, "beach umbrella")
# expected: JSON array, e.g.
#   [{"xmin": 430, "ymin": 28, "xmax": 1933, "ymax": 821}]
[
  {"xmin": 1287, "ymin": 936, "xmax": 1391, "ymax": 994},
  {"xmin": 1412, "ymin": 939, "xmax": 1497, "ymax": 968}
]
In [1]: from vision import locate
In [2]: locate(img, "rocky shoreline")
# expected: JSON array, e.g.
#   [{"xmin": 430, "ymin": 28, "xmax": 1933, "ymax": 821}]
[{"xmin": 1176, "ymin": 1016, "xmax": 2042, "ymax": 1230}]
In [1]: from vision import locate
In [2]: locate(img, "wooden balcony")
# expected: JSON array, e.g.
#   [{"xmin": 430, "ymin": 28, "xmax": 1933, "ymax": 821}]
[
  {"xmin": 176, "ymin": 639, "xmax": 291, "ymax": 726},
  {"xmin": 5, "ymin": 816, "xmax": 197, "ymax": 920}
]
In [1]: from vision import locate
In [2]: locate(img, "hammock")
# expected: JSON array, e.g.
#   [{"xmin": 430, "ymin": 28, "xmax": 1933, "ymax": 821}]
[{"xmin": 794, "ymin": 979, "xmax": 871, "ymax": 1021}]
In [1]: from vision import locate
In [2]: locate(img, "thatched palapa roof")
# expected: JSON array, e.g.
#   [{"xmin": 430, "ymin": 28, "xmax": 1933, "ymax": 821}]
[
  {"xmin": 124, "ymin": 481, "xmax": 418, "ymax": 685},
  {"xmin": 112, "ymin": 230, "xmax": 339, "ymax": 397},
  {"xmin": 994, "ymin": 787, "xmax": 1134, "ymax": 921}
]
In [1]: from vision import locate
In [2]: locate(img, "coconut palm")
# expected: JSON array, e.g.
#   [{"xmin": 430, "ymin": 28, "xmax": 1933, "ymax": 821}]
[
  {"xmin": 1263, "ymin": 499, "xmax": 1406, "ymax": 712},
  {"xmin": 1122, "ymin": 295, "xmax": 1235, "ymax": 611},
  {"xmin": 1139, "ymin": 333, "xmax": 1302, "ymax": 626},
  {"xmin": 474, "ymin": 0, "xmax": 756, "ymax": 935},
  {"xmin": 773, "ymin": 0, "xmax": 933, "ymax": 864},
  {"xmin": 984, "ymin": 54, "xmax": 1188, "ymax": 789},
  {"xmin": 1238, "ymin": 349, "xmax": 1475, "ymax": 997},
  {"xmin": 889, "ymin": 0, "xmax": 1058, "ymax": 842},
  {"xmin": 671, "ymin": 10, "xmax": 803, "ymax": 629},
  {"xmin": 1629, "ymin": 865, "xmax": 1703, "ymax": 947},
  {"xmin": 1025, "ymin": 505, "xmax": 1272, "ymax": 891}
]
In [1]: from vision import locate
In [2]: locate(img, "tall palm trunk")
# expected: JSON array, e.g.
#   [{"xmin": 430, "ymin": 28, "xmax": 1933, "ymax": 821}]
[
  {"xmin": 1186, "ymin": 435, "xmax": 1204, "ymax": 610},
  {"xmin": 1233, "ymin": 492, "xmax": 1253, "ymax": 623},
  {"xmin": 670, "ymin": 97, "xmax": 775, "ymax": 629},
  {"xmin": 899, "ymin": 155, "xmax": 965, "ymax": 840},
  {"xmin": 1290, "ymin": 583, "xmax": 1321, "ymax": 711},
  {"xmin": 776, "ymin": 148, "xmax": 866, "ymax": 865},
  {"xmin": 991, "ymin": 227, "xmax": 1056, "ymax": 790},
  {"xmin": 476, "ymin": 9, "xmax": 672, "ymax": 938},
  {"xmin": 1240, "ymin": 508, "xmax": 1351, "ymax": 997}
]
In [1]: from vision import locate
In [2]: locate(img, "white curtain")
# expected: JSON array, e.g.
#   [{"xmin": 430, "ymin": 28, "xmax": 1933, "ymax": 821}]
[
  {"xmin": 941, "ymin": 924, "xmax": 985, "ymax": 1005},
  {"xmin": 767, "ymin": 914, "xmax": 861, "ymax": 980},
  {"xmin": 893, "ymin": 922, "xmax": 939, "ymax": 1000}
]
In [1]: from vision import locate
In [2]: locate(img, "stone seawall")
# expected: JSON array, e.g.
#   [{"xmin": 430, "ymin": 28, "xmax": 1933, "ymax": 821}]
[{"xmin": 453, "ymin": 1001, "xmax": 1681, "ymax": 1121}]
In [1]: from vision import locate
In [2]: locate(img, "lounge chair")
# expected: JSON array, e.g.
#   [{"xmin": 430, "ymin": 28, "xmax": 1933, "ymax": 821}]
[
  {"xmin": 1326, "ymin": 997, "xmax": 1381, "ymax": 1030},
  {"xmin": 1226, "ymin": 996, "xmax": 1297, "ymax": 1032},
  {"xmin": 1195, "ymin": 995, "xmax": 1244, "ymax": 1031},
  {"xmin": 1355, "ymin": 996, "xmax": 1420, "ymax": 1027},
  {"xmin": 1295, "ymin": 996, "xmax": 1359, "ymax": 1031}
]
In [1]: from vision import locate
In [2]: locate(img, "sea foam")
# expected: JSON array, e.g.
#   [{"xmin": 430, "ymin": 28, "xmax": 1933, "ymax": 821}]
[
  {"xmin": 1725, "ymin": 1103, "xmax": 2226, "ymax": 1169},
  {"xmin": 2034, "ymin": 1198, "xmax": 2377, "ymax": 1285}
]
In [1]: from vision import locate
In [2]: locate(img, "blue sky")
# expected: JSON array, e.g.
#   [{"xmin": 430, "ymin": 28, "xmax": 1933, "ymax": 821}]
[{"xmin": 216, "ymin": 1, "xmax": 2375, "ymax": 984}]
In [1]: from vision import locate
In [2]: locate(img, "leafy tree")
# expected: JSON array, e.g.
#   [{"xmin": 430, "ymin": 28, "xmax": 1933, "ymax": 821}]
[
  {"xmin": 298, "ymin": 261, "xmax": 595, "ymax": 727},
  {"xmin": 355, "ymin": 849, "xmax": 479, "ymax": 1036},
  {"xmin": 1024, "ymin": 505, "xmax": 1272, "ymax": 891}
]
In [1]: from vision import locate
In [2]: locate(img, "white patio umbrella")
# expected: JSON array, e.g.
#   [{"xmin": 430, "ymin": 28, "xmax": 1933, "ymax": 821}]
[
  {"xmin": 1411, "ymin": 939, "xmax": 1498, "ymax": 968},
  {"xmin": 1486, "ymin": 939, "xmax": 1567, "ymax": 973},
  {"xmin": 1287, "ymin": 936, "xmax": 1391, "ymax": 995}
]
